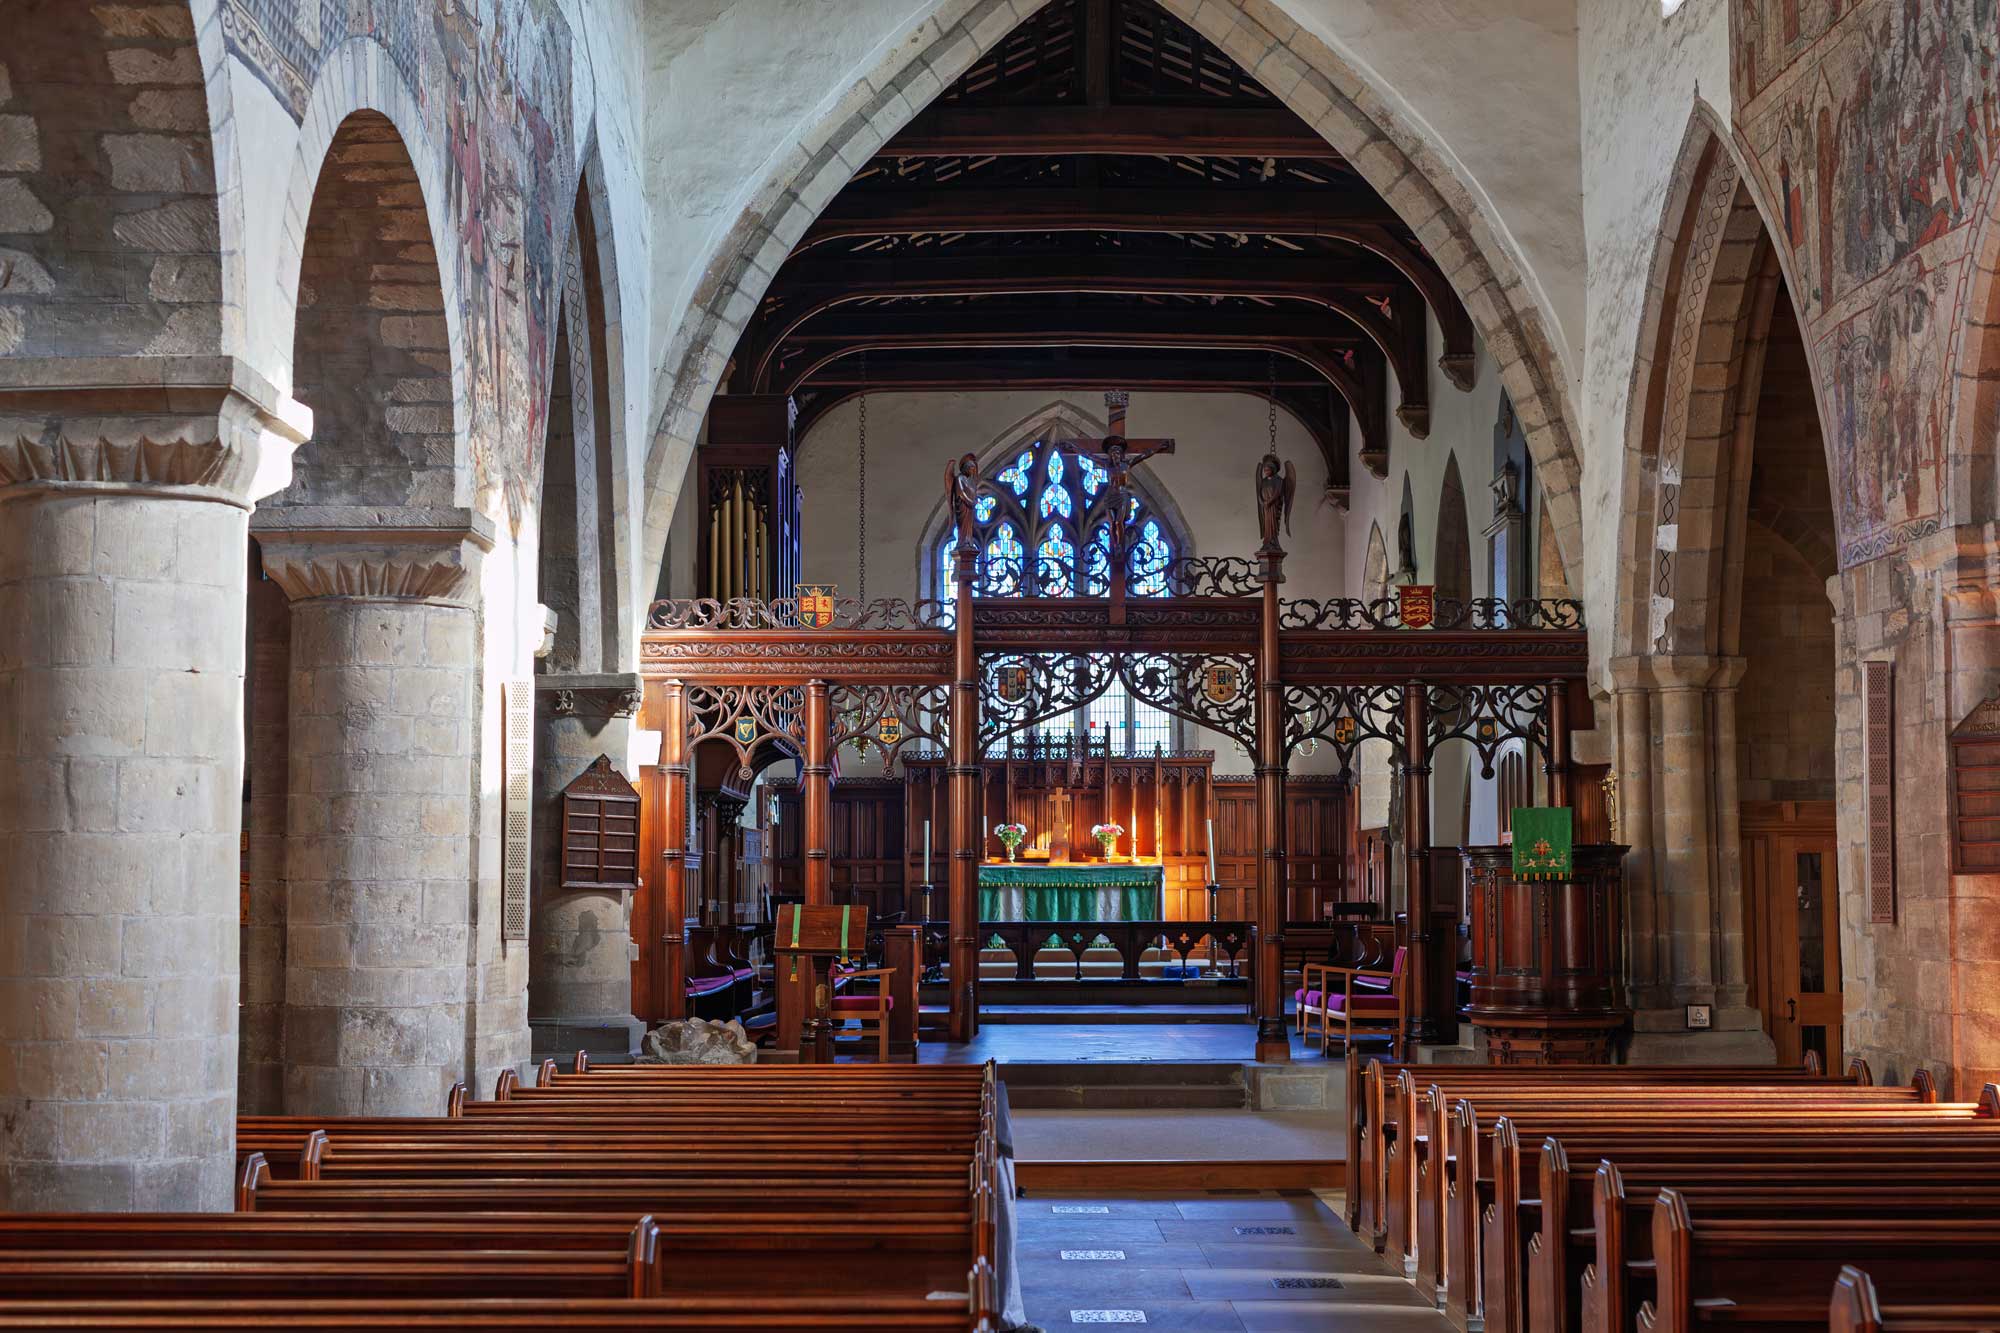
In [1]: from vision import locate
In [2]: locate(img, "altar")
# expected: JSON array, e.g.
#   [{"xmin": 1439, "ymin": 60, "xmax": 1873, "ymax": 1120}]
[{"xmin": 978, "ymin": 862, "xmax": 1165, "ymax": 921}]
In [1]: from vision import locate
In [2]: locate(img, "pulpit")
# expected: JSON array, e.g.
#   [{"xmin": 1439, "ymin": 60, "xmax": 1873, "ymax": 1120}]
[{"xmin": 1462, "ymin": 843, "xmax": 1630, "ymax": 1064}]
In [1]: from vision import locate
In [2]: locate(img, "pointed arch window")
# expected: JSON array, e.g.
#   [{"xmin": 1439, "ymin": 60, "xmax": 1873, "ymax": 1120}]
[
  {"xmin": 931, "ymin": 433, "xmax": 1184, "ymax": 754},
  {"xmin": 938, "ymin": 436, "xmax": 1179, "ymax": 607}
]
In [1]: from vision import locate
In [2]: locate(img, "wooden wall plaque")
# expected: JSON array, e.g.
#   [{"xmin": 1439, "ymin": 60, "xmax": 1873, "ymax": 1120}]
[
  {"xmin": 1949, "ymin": 693, "xmax": 2000, "ymax": 875},
  {"xmin": 561, "ymin": 755, "xmax": 642, "ymax": 893}
]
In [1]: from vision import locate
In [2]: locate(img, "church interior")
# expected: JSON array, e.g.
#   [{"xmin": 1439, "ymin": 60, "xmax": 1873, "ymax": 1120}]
[{"xmin": 3, "ymin": 0, "xmax": 2000, "ymax": 1328}]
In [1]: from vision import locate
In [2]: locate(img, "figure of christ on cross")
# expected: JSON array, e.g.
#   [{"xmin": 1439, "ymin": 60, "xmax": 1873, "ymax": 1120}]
[{"xmin": 1057, "ymin": 390, "xmax": 1175, "ymax": 561}]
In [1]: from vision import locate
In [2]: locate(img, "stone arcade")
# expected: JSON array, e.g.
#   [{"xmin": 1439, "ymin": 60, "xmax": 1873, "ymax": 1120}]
[{"xmin": 1, "ymin": 0, "xmax": 1998, "ymax": 1328}]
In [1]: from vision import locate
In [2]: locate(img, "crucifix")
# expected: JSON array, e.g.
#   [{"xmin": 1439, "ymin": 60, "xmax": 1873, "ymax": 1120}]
[{"xmin": 1058, "ymin": 390, "xmax": 1176, "ymax": 560}]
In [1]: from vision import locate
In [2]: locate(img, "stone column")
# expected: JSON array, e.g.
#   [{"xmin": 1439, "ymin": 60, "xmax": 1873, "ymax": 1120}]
[
  {"xmin": 1612, "ymin": 654, "xmax": 1775, "ymax": 1063},
  {"xmin": 0, "ymin": 356, "xmax": 307, "ymax": 1210},
  {"xmin": 529, "ymin": 674, "xmax": 643, "ymax": 1061},
  {"xmin": 253, "ymin": 508, "xmax": 492, "ymax": 1116}
]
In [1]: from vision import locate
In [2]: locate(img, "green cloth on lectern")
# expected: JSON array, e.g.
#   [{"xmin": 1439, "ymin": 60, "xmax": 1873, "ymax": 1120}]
[
  {"xmin": 977, "ymin": 863, "xmax": 1164, "ymax": 920},
  {"xmin": 1511, "ymin": 807, "xmax": 1573, "ymax": 881}
]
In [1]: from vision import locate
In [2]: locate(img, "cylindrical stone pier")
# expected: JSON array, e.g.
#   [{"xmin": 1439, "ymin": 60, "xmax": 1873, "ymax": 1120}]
[
  {"xmin": 254, "ymin": 509, "xmax": 492, "ymax": 1116},
  {"xmin": 529, "ymin": 674, "xmax": 643, "ymax": 1060},
  {"xmin": 0, "ymin": 357, "xmax": 306, "ymax": 1211}
]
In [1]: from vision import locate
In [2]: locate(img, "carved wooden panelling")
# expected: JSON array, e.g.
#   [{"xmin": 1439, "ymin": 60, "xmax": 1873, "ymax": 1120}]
[{"xmin": 1864, "ymin": 660, "xmax": 1894, "ymax": 923}]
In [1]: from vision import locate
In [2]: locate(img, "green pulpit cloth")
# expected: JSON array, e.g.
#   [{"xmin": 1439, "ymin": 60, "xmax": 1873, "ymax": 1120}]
[
  {"xmin": 978, "ymin": 863, "xmax": 1165, "ymax": 921},
  {"xmin": 1511, "ymin": 807, "xmax": 1573, "ymax": 880}
]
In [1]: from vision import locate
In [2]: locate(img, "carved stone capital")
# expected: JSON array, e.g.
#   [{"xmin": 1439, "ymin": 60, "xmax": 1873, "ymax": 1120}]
[
  {"xmin": 1607, "ymin": 653, "xmax": 1731, "ymax": 692},
  {"xmin": 0, "ymin": 355, "xmax": 312, "ymax": 509},
  {"xmin": 252, "ymin": 506, "xmax": 495, "ymax": 605},
  {"xmin": 536, "ymin": 672, "xmax": 643, "ymax": 719}
]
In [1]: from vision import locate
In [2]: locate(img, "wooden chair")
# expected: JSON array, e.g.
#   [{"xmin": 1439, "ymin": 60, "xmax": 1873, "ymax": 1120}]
[
  {"xmin": 1302, "ymin": 945, "xmax": 1405, "ymax": 1061},
  {"xmin": 829, "ymin": 966, "xmax": 898, "ymax": 1062}
]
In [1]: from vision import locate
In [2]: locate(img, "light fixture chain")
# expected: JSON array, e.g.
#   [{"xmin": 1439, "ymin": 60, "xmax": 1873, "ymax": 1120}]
[
  {"xmin": 1267, "ymin": 352, "xmax": 1279, "ymax": 452},
  {"xmin": 858, "ymin": 349, "xmax": 868, "ymax": 605}
]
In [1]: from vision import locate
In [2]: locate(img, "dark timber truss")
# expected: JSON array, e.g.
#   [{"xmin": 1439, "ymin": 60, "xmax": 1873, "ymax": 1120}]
[{"xmin": 730, "ymin": 0, "xmax": 1480, "ymax": 494}]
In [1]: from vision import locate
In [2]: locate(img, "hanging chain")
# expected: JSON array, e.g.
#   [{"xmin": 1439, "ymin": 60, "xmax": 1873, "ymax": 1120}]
[
  {"xmin": 1266, "ymin": 352, "xmax": 1279, "ymax": 452},
  {"xmin": 857, "ymin": 349, "xmax": 868, "ymax": 605}
]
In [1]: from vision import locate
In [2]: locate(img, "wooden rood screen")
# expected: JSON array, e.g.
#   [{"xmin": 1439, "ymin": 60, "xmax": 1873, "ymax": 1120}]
[{"xmin": 638, "ymin": 450, "xmax": 1587, "ymax": 1061}]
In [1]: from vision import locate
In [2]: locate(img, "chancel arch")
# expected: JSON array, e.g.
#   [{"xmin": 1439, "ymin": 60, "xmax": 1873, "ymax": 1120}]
[{"xmin": 1610, "ymin": 114, "xmax": 1846, "ymax": 1068}]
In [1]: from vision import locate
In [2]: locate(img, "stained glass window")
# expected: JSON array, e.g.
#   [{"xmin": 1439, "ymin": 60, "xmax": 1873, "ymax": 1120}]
[
  {"xmin": 985, "ymin": 522, "xmax": 1023, "ymax": 596},
  {"xmin": 935, "ymin": 434, "xmax": 1183, "ymax": 755},
  {"xmin": 1036, "ymin": 524, "xmax": 1076, "ymax": 596}
]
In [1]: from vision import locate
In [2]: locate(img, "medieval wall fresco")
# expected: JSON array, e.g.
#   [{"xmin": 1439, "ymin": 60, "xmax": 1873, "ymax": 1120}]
[
  {"xmin": 220, "ymin": 0, "xmax": 576, "ymax": 524},
  {"xmin": 1734, "ymin": 0, "xmax": 2000, "ymax": 565}
]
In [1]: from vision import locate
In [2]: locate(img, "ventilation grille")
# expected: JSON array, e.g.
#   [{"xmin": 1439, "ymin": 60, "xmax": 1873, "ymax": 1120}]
[
  {"xmin": 1864, "ymin": 660, "xmax": 1894, "ymax": 924},
  {"xmin": 503, "ymin": 680, "xmax": 533, "ymax": 941}
]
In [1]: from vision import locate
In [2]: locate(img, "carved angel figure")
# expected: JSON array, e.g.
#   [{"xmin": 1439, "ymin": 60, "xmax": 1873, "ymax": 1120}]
[
  {"xmin": 945, "ymin": 452, "xmax": 979, "ymax": 541},
  {"xmin": 1255, "ymin": 452, "xmax": 1295, "ymax": 551}
]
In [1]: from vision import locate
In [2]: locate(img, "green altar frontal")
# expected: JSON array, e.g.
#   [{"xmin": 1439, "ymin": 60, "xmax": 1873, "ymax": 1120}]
[{"xmin": 978, "ymin": 862, "xmax": 1165, "ymax": 921}]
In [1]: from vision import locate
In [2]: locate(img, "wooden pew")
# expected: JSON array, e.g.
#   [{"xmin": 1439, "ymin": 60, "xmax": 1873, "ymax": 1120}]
[
  {"xmin": 1637, "ymin": 1190, "xmax": 2000, "ymax": 1333},
  {"xmin": 1530, "ymin": 1144, "xmax": 2000, "ymax": 1333},
  {"xmin": 1582, "ymin": 1157, "xmax": 2000, "ymax": 1333},
  {"xmin": 1468, "ymin": 1108, "xmax": 2000, "ymax": 1333},
  {"xmin": 1394, "ymin": 1077, "xmax": 1924, "ymax": 1291},
  {"xmin": 1346, "ymin": 1058, "xmax": 1857, "ymax": 1247},
  {"xmin": 234, "ymin": 1063, "xmax": 1003, "ymax": 1325},
  {"xmin": 1444, "ymin": 1106, "xmax": 1990, "ymax": 1329},
  {"xmin": 1831, "ymin": 1264, "xmax": 2000, "ymax": 1333}
]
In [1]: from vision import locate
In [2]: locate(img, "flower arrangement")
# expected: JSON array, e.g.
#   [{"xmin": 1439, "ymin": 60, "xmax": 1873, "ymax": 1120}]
[
  {"xmin": 1090, "ymin": 822, "xmax": 1125, "ymax": 857},
  {"xmin": 994, "ymin": 823, "xmax": 1028, "ymax": 862}
]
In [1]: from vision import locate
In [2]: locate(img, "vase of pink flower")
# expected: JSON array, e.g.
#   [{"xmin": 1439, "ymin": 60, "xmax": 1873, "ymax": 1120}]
[
  {"xmin": 1091, "ymin": 822, "xmax": 1125, "ymax": 860},
  {"xmin": 994, "ymin": 823, "xmax": 1028, "ymax": 862}
]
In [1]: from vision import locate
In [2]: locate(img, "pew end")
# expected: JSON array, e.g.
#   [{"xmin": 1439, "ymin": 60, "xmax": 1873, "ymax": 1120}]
[
  {"xmin": 1833, "ymin": 1266, "xmax": 1884, "ymax": 1333},
  {"xmin": 233, "ymin": 1153, "xmax": 269, "ymax": 1213},
  {"xmin": 628, "ymin": 1216, "xmax": 662, "ymax": 1298},
  {"xmin": 495, "ymin": 1067, "xmax": 520, "ymax": 1101},
  {"xmin": 1647, "ymin": 1188, "xmax": 1696, "ymax": 1333},
  {"xmin": 539, "ymin": 1057, "xmax": 559, "ymax": 1087},
  {"xmin": 1980, "ymin": 1084, "xmax": 2000, "ymax": 1118},
  {"xmin": 1912, "ymin": 1069, "xmax": 1937, "ymax": 1103},
  {"xmin": 446, "ymin": 1081, "xmax": 466, "ymax": 1117},
  {"xmin": 298, "ymin": 1129, "xmax": 328, "ymax": 1182},
  {"xmin": 1803, "ymin": 1051, "xmax": 1824, "ymax": 1077},
  {"xmin": 1848, "ymin": 1057, "xmax": 1875, "ymax": 1086},
  {"xmin": 575, "ymin": 1049, "xmax": 591, "ymax": 1073}
]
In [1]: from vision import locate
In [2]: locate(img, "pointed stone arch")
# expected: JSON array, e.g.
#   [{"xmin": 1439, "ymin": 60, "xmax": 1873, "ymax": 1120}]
[
  {"xmin": 638, "ymin": 0, "xmax": 1585, "ymax": 612},
  {"xmin": 1434, "ymin": 451, "xmax": 1473, "ymax": 604}
]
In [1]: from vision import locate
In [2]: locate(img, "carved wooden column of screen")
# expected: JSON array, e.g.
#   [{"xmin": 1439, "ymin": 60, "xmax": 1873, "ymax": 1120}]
[{"xmin": 560, "ymin": 756, "xmax": 642, "ymax": 891}]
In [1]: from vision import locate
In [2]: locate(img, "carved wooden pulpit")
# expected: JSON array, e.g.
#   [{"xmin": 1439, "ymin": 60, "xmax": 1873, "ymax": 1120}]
[{"xmin": 774, "ymin": 903, "xmax": 870, "ymax": 1064}]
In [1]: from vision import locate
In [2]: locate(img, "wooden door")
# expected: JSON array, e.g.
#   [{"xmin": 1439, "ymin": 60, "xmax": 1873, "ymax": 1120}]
[{"xmin": 1741, "ymin": 802, "xmax": 1841, "ymax": 1070}]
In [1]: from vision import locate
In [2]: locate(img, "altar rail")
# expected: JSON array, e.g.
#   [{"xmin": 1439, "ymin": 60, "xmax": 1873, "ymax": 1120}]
[{"xmin": 977, "ymin": 920, "xmax": 1252, "ymax": 982}]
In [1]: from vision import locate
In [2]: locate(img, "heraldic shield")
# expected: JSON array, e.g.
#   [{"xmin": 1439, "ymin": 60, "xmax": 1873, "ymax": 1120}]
[
  {"xmin": 1397, "ymin": 583, "xmax": 1435, "ymax": 629},
  {"xmin": 996, "ymin": 664, "xmax": 1028, "ymax": 702},
  {"xmin": 876, "ymin": 715, "xmax": 903, "ymax": 747},
  {"xmin": 733, "ymin": 716, "xmax": 758, "ymax": 746},
  {"xmin": 796, "ymin": 583, "xmax": 837, "ymax": 628},
  {"xmin": 1203, "ymin": 663, "xmax": 1242, "ymax": 704}
]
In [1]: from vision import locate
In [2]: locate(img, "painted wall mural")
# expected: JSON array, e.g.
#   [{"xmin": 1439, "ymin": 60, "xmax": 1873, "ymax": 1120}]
[
  {"xmin": 220, "ymin": 0, "xmax": 577, "ymax": 525},
  {"xmin": 1735, "ymin": 0, "xmax": 2000, "ymax": 565}
]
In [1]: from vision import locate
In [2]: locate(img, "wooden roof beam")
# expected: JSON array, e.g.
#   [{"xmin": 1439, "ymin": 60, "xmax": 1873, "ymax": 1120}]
[
  {"xmin": 795, "ymin": 188, "xmax": 1476, "ymax": 383},
  {"xmin": 733, "ymin": 254, "xmax": 1428, "ymax": 433},
  {"xmin": 883, "ymin": 105, "xmax": 1342, "ymax": 159}
]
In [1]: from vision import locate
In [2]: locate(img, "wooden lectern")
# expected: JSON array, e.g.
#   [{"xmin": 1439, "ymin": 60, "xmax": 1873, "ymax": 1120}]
[{"xmin": 773, "ymin": 903, "xmax": 870, "ymax": 1064}]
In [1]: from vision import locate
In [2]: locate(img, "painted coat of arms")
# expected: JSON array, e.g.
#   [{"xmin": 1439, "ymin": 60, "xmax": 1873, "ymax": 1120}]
[
  {"xmin": 1398, "ymin": 584, "xmax": 1435, "ymax": 629},
  {"xmin": 796, "ymin": 584, "xmax": 837, "ymax": 628},
  {"xmin": 1202, "ymin": 663, "xmax": 1242, "ymax": 704}
]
